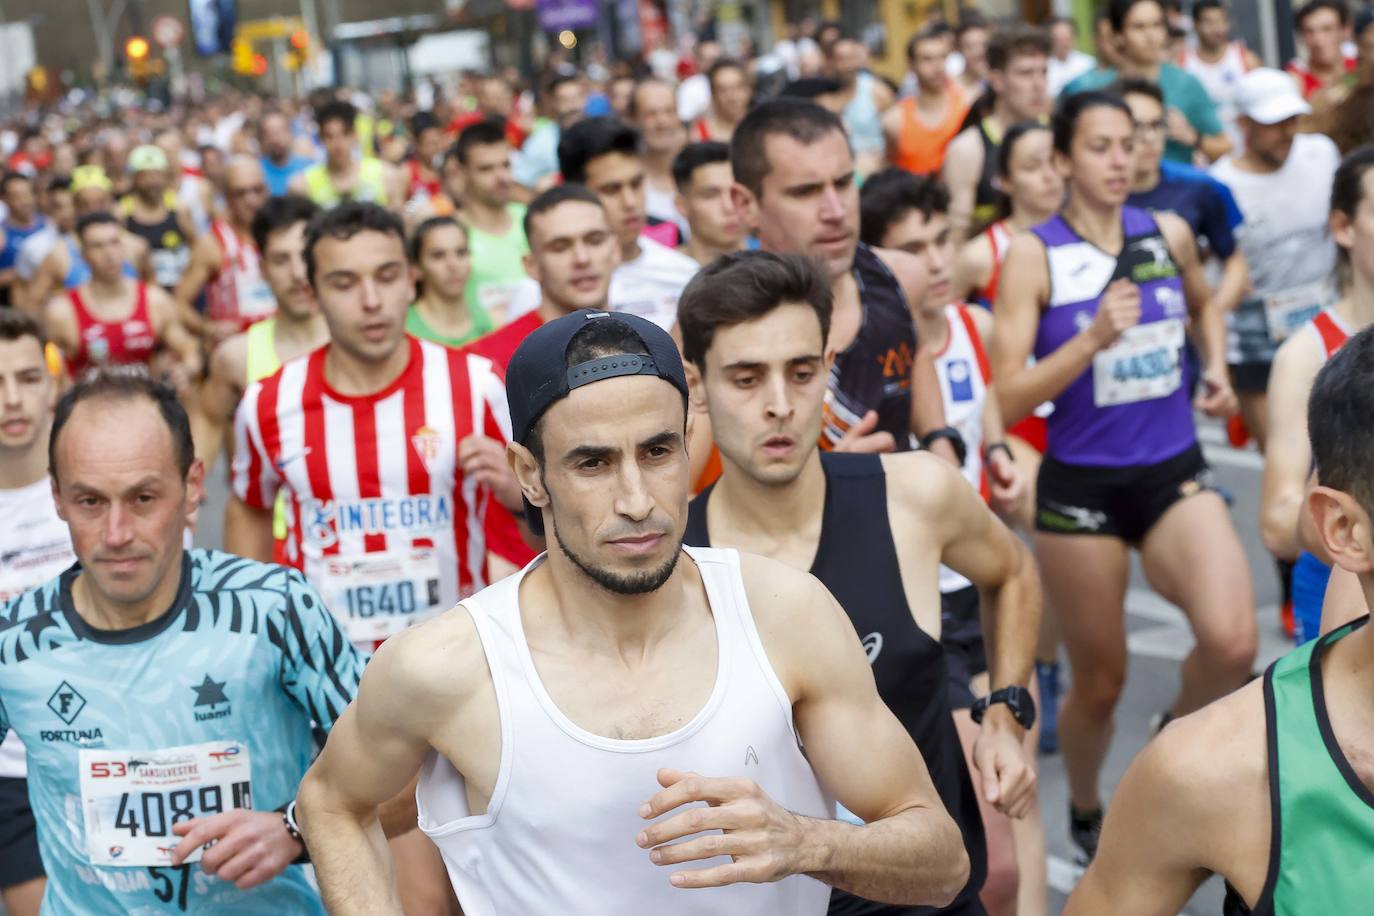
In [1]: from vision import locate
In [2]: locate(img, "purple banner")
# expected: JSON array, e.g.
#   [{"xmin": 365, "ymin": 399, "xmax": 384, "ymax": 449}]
[{"xmin": 536, "ymin": 0, "xmax": 598, "ymax": 32}]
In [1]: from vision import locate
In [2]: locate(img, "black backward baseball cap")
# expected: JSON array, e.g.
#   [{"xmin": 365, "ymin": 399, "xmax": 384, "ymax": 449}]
[{"xmin": 506, "ymin": 310, "xmax": 690, "ymax": 535}]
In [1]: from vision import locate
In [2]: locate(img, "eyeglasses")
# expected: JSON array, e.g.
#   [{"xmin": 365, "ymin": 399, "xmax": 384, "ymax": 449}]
[
  {"xmin": 1134, "ymin": 119, "xmax": 1168, "ymax": 137},
  {"xmin": 227, "ymin": 184, "xmax": 268, "ymax": 199}
]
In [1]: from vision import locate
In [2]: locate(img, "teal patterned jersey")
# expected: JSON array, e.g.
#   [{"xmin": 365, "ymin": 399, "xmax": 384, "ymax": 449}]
[{"xmin": 0, "ymin": 549, "xmax": 368, "ymax": 914}]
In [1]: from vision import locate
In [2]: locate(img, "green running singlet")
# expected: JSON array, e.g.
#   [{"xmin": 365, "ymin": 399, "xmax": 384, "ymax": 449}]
[
  {"xmin": 465, "ymin": 203, "xmax": 529, "ymax": 319},
  {"xmin": 405, "ymin": 300, "xmax": 493, "ymax": 348},
  {"xmin": 1226, "ymin": 616, "xmax": 1374, "ymax": 915}
]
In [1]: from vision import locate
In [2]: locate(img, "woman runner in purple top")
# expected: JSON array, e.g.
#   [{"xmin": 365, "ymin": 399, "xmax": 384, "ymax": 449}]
[{"xmin": 989, "ymin": 90, "xmax": 1257, "ymax": 866}]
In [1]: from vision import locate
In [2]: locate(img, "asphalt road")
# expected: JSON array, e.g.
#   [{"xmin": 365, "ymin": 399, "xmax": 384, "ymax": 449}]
[{"xmin": 192, "ymin": 420, "xmax": 1280, "ymax": 916}]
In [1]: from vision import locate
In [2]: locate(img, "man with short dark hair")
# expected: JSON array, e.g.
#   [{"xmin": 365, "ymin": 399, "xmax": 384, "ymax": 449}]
[
  {"xmin": 0, "ymin": 173, "xmax": 47, "ymax": 304},
  {"xmin": 678, "ymin": 251, "xmax": 1040, "ymax": 916},
  {"xmin": 0, "ymin": 307, "xmax": 68, "ymax": 916},
  {"xmin": 558, "ymin": 117, "xmax": 699, "ymax": 329},
  {"xmin": 943, "ymin": 25, "xmax": 1053, "ymax": 240},
  {"xmin": 403, "ymin": 111, "xmax": 448, "ymax": 213},
  {"xmin": 297, "ymin": 306, "xmax": 973, "ymax": 914},
  {"xmin": 885, "ymin": 28, "xmax": 969, "ymax": 177},
  {"xmin": 290, "ymin": 100, "xmax": 404, "ymax": 211},
  {"xmin": 1179, "ymin": 0, "xmax": 1262, "ymax": 146},
  {"xmin": 453, "ymin": 120, "xmax": 529, "ymax": 322},
  {"xmin": 514, "ymin": 73, "xmax": 587, "ymax": 191},
  {"xmin": 672, "ymin": 142, "xmax": 747, "ymax": 266},
  {"xmin": 732, "ymin": 99, "xmax": 955, "ymax": 458},
  {"xmin": 1064, "ymin": 0, "xmax": 1231, "ymax": 163},
  {"xmin": 1047, "ymin": 16, "xmax": 1095, "ymax": 96},
  {"xmin": 0, "ymin": 370, "xmax": 374, "ymax": 914},
  {"xmin": 1066, "ymin": 324, "xmax": 1374, "ymax": 914},
  {"xmin": 258, "ymin": 109, "xmax": 314, "ymax": 197},
  {"xmin": 693, "ymin": 59, "xmax": 752, "ymax": 143},
  {"xmin": 1288, "ymin": 0, "xmax": 1356, "ymax": 100},
  {"xmin": 825, "ymin": 34, "xmax": 896, "ymax": 177},
  {"xmin": 191, "ymin": 194, "xmax": 325, "ymax": 472}
]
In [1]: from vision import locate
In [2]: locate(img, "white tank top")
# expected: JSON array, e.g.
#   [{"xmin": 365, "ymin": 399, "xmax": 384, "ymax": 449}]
[
  {"xmin": 932, "ymin": 306, "xmax": 991, "ymax": 594},
  {"xmin": 417, "ymin": 546, "xmax": 833, "ymax": 915},
  {"xmin": 1180, "ymin": 43, "xmax": 1249, "ymax": 146},
  {"xmin": 0, "ymin": 476, "xmax": 76, "ymax": 778}
]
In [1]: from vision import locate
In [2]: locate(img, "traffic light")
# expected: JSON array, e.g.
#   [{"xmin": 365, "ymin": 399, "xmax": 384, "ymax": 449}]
[
  {"xmin": 251, "ymin": 53, "xmax": 268, "ymax": 76},
  {"xmin": 232, "ymin": 37, "xmax": 255, "ymax": 75},
  {"xmin": 289, "ymin": 29, "xmax": 309, "ymax": 51},
  {"xmin": 285, "ymin": 29, "xmax": 310, "ymax": 71},
  {"xmin": 125, "ymin": 36, "xmax": 150, "ymax": 62}
]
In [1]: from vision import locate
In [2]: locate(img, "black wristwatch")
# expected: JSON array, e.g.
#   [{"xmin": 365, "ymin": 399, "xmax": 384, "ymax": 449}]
[
  {"xmin": 918, "ymin": 426, "xmax": 967, "ymax": 466},
  {"xmin": 984, "ymin": 440, "xmax": 1014, "ymax": 465},
  {"xmin": 970, "ymin": 686, "xmax": 1037, "ymax": 730},
  {"xmin": 279, "ymin": 800, "xmax": 310, "ymax": 864}
]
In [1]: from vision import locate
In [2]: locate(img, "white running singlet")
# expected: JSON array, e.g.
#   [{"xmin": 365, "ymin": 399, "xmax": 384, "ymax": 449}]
[
  {"xmin": 232, "ymin": 336, "xmax": 511, "ymax": 646},
  {"xmin": 932, "ymin": 305, "xmax": 991, "ymax": 595},
  {"xmin": 1179, "ymin": 42, "xmax": 1251, "ymax": 147},
  {"xmin": 417, "ymin": 546, "xmax": 833, "ymax": 915},
  {"xmin": 0, "ymin": 477, "xmax": 76, "ymax": 778}
]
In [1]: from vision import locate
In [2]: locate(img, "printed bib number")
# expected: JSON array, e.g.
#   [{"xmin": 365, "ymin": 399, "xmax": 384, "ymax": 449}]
[
  {"xmin": 315, "ymin": 548, "xmax": 443, "ymax": 642},
  {"xmin": 1265, "ymin": 281, "xmax": 1332, "ymax": 342},
  {"xmin": 1093, "ymin": 319, "xmax": 1185, "ymax": 407},
  {"xmin": 79, "ymin": 741, "xmax": 251, "ymax": 867},
  {"xmin": 236, "ymin": 277, "xmax": 276, "ymax": 320}
]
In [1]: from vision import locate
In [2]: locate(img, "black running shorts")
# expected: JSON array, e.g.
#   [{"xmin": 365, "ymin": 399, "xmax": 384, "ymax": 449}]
[{"xmin": 0, "ymin": 776, "xmax": 44, "ymax": 889}]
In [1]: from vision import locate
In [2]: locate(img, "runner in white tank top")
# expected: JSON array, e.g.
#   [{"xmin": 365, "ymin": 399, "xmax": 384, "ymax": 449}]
[
  {"xmin": 1181, "ymin": 2, "xmax": 1260, "ymax": 149},
  {"xmin": 295, "ymin": 307, "xmax": 970, "ymax": 913}
]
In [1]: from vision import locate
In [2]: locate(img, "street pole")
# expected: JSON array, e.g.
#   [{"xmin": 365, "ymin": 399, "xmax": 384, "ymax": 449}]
[{"xmin": 84, "ymin": 0, "xmax": 129, "ymax": 84}]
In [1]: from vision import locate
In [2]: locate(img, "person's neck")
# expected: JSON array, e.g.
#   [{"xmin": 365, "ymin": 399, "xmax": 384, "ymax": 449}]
[
  {"xmin": 912, "ymin": 301, "xmax": 950, "ymax": 348},
  {"xmin": 1235, "ymin": 147, "xmax": 1284, "ymax": 175},
  {"xmin": 328, "ymin": 156, "xmax": 357, "ymax": 178},
  {"xmin": 1338, "ymin": 269, "xmax": 1374, "ymax": 329},
  {"xmin": 1008, "ymin": 202, "xmax": 1056, "ymax": 232},
  {"xmin": 323, "ymin": 337, "xmax": 411, "ymax": 397},
  {"xmin": 621, "ymin": 237, "xmax": 643, "ymax": 262},
  {"xmin": 681, "ymin": 233, "xmax": 745, "ymax": 266},
  {"xmin": 269, "ymin": 150, "xmax": 291, "ymax": 167},
  {"xmin": 536, "ymin": 295, "xmax": 595, "ymax": 324},
  {"xmin": 1196, "ymin": 41, "xmax": 1228, "ymax": 64},
  {"xmin": 643, "ymin": 147, "xmax": 676, "ymax": 182},
  {"xmin": 415, "ymin": 288, "xmax": 472, "ymax": 338},
  {"xmin": 275, "ymin": 309, "xmax": 329, "ymax": 350},
  {"xmin": 464, "ymin": 195, "xmax": 511, "ymax": 233},
  {"xmin": 709, "ymin": 109, "xmax": 737, "ymax": 132},
  {"xmin": 532, "ymin": 542, "xmax": 701, "ymax": 654},
  {"xmin": 917, "ymin": 79, "xmax": 947, "ymax": 103},
  {"xmin": 711, "ymin": 448, "xmax": 827, "ymax": 549},
  {"xmin": 89, "ymin": 273, "xmax": 129, "ymax": 302},
  {"xmin": 0, "ymin": 435, "xmax": 50, "ymax": 490},
  {"xmin": 1062, "ymin": 195, "xmax": 1123, "ymax": 252},
  {"xmin": 7, "ymin": 212, "xmax": 35, "ymax": 229},
  {"xmin": 1130, "ymin": 163, "xmax": 1163, "ymax": 194},
  {"xmin": 1311, "ymin": 53, "xmax": 1346, "ymax": 81},
  {"xmin": 72, "ymin": 553, "xmax": 183, "ymax": 632},
  {"xmin": 1117, "ymin": 57, "xmax": 1163, "ymax": 80}
]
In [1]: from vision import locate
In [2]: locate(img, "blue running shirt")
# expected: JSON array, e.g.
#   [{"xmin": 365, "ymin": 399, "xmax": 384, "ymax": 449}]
[{"xmin": 0, "ymin": 549, "xmax": 367, "ymax": 914}]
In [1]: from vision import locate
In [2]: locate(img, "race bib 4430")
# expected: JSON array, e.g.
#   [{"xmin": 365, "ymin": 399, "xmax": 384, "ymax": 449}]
[
  {"xmin": 1092, "ymin": 319, "xmax": 1185, "ymax": 408},
  {"xmin": 79, "ymin": 741, "xmax": 252, "ymax": 867}
]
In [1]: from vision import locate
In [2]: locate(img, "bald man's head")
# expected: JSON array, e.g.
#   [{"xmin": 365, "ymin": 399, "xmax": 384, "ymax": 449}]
[{"xmin": 223, "ymin": 156, "xmax": 269, "ymax": 226}]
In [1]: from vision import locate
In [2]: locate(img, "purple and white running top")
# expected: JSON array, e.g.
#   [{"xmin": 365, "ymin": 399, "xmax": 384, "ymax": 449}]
[{"xmin": 1031, "ymin": 206, "xmax": 1196, "ymax": 467}]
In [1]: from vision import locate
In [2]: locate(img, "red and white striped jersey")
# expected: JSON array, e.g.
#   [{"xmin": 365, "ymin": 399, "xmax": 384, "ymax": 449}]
[{"xmin": 232, "ymin": 335, "xmax": 511, "ymax": 643}]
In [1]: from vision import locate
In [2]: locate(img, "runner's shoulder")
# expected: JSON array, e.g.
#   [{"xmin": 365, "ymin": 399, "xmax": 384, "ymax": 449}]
[
  {"xmin": 1271, "ymin": 318, "xmax": 1327, "ymax": 382},
  {"xmin": 881, "ymin": 449, "xmax": 973, "ymax": 515},
  {"xmin": 363, "ymin": 600, "xmax": 491, "ymax": 716}
]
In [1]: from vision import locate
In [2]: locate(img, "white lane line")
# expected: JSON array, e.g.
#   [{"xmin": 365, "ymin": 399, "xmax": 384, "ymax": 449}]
[{"xmin": 1123, "ymin": 587, "xmax": 1289, "ymax": 667}]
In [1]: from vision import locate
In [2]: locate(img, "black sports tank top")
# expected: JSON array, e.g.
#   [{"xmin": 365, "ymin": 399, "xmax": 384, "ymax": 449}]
[
  {"xmin": 972, "ymin": 119, "xmax": 1002, "ymax": 228},
  {"xmin": 684, "ymin": 452, "xmax": 988, "ymax": 916},
  {"xmin": 824, "ymin": 245, "xmax": 917, "ymax": 452}
]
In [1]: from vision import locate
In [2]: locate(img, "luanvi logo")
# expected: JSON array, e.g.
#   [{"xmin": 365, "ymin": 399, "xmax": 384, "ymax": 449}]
[{"xmin": 192, "ymin": 674, "xmax": 232, "ymax": 722}]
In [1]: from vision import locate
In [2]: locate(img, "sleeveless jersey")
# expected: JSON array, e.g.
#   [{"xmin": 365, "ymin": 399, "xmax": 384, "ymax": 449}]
[
  {"xmin": 303, "ymin": 158, "xmax": 388, "ymax": 208},
  {"xmin": 1285, "ymin": 55, "xmax": 1357, "ymax": 100},
  {"xmin": 406, "ymin": 300, "xmax": 494, "ymax": 349},
  {"xmin": 204, "ymin": 221, "xmax": 275, "ymax": 333},
  {"xmin": 232, "ymin": 337, "xmax": 512, "ymax": 647},
  {"xmin": 975, "ymin": 220, "xmax": 1011, "ymax": 308},
  {"xmin": 1307, "ymin": 308, "xmax": 1351, "ymax": 362},
  {"xmin": 124, "ymin": 201, "xmax": 190, "ymax": 290},
  {"xmin": 243, "ymin": 318, "xmax": 281, "ymax": 384},
  {"xmin": 1224, "ymin": 617, "xmax": 1374, "ymax": 916},
  {"xmin": 466, "ymin": 205, "xmax": 531, "ymax": 320},
  {"xmin": 971, "ymin": 119, "xmax": 1004, "ymax": 228},
  {"xmin": 823, "ymin": 244, "xmax": 917, "ymax": 451},
  {"xmin": 892, "ymin": 89, "xmax": 969, "ymax": 176},
  {"xmin": 0, "ymin": 478, "xmax": 75, "ymax": 780},
  {"xmin": 0, "ymin": 550, "xmax": 365, "ymax": 915},
  {"xmin": 415, "ymin": 546, "xmax": 833, "ymax": 915},
  {"xmin": 1031, "ymin": 208, "xmax": 1195, "ymax": 467},
  {"xmin": 933, "ymin": 306, "xmax": 991, "ymax": 597},
  {"xmin": 685, "ymin": 454, "xmax": 987, "ymax": 916},
  {"xmin": 844, "ymin": 72, "xmax": 884, "ymax": 154},
  {"xmin": 66, "ymin": 283, "xmax": 156, "ymax": 377},
  {"xmin": 1180, "ymin": 43, "xmax": 1251, "ymax": 146}
]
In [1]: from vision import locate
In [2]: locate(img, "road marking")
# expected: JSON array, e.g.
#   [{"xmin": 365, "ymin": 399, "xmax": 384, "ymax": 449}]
[
  {"xmin": 1123, "ymin": 587, "xmax": 1289, "ymax": 667},
  {"xmin": 1047, "ymin": 853, "xmax": 1083, "ymax": 896}
]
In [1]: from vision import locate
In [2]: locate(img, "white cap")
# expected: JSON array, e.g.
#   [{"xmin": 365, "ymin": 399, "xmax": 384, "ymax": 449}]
[{"xmin": 1235, "ymin": 68, "xmax": 1311, "ymax": 125}]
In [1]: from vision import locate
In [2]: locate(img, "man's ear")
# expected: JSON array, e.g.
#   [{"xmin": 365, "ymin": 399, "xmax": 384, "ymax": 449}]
[
  {"xmin": 1309, "ymin": 485, "xmax": 1374, "ymax": 576},
  {"xmin": 684, "ymin": 359, "xmax": 709, "ymax": 414},
  {"xmin": 185, "ymin": 457, "xmax": 206, "ymax": 514},
  {"xmin": 507, "ymin": 441, "xmax": 548, "ymax": 510},
  {"xmin": 730, "ymin": 182, "xmax": 759, "ymax": 232}
]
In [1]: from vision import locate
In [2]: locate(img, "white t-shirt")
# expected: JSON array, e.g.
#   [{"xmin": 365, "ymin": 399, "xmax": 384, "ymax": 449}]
[
  {"xmin": 1048, "ymin": 50, "xmax": 1097, "ymax": 97},
  {"xmin": 608, "ymin": 237, "xmax": 700, "ymax": 330},
  {"xmin": 644, "ymin": 179, "xmax": 688, "ymax": 240},
  {"xmin": 15, "ymin": 225, "xmax": 58, "ymax": 281},
  {"xmin": 0, "ymin": 477, "xmax": 77, "ymax": 778}
]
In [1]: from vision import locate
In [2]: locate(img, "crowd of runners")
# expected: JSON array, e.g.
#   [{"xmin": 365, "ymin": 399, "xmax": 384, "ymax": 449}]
[{"xmin": 1, "ymin": 0, "xmax": 1374, "ymax": 913}]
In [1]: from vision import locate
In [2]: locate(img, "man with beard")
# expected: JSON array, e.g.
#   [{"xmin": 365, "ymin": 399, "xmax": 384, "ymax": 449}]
[{"xmin": 295, "ymin": 308, "xmax": 972, "ymax": 914}]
